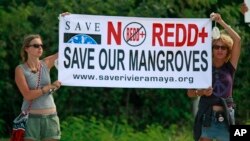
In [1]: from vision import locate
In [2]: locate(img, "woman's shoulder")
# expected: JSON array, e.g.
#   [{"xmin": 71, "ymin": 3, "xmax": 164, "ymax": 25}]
[
  {"xmin": 224, "ymin": 61, "xmax": 235, "ymax": 74},
  {"xmin": 15, "ymin": 63, "xmax": 26, "ymax": 70},
  {"xmin": 15, "ymin": 63, "xmax": 28, "ymax": 75},
  {"xmin": 40, "ymin": 60, "xmax": 49, "ymax": 70}
]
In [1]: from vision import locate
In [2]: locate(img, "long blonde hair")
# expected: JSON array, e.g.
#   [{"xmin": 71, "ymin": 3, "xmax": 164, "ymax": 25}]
[
  {"xmin": 212, "ymin": 33, "xmax": 233, "ymax": 62},
  {"xmin": 20, "ymin": 34, "xmax": 42, "ymax": 62}
]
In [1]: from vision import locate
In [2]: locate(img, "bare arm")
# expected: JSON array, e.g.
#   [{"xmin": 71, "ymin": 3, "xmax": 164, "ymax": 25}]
[
  {"xmin": 15, "ymin": 66, "xmax": 58, "ymax": 101},
  {"xmin": 43, "ymin": 52, "xmax": 58, "ymax": 69},
  {"xmin": 212, "ymin": 13, "xmax": 241, "ymax": 69},
  {"xmin": 187, "ymin": 87, "xmax": 213, "ymax": 98},
  {"xmin": 44, "ymin": 13, "xmax": 70, "ymax": 69}
]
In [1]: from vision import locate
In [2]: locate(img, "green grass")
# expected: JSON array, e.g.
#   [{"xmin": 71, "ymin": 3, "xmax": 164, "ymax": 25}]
[
  {"xmin": 60, "ymin": 116, "xmax": 194, "ymax": 141},
  {"xmin": 2, "ymin": 116, "xmax": 194, "ymax": 141}
]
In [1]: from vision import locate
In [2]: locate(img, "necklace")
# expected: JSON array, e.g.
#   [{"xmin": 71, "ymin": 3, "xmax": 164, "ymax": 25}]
[{"xmin": 26, "ymin": 61, "xmax": 40, "ymax": 74}]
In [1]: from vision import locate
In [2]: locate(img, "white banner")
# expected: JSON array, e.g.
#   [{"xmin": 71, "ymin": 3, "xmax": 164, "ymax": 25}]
[
  {"xmin": 245, "ymin": 0, "xmax": 250, "ymax": 23},
  {"xmin": 58, "ymin": 14, "xmax": 212, "ymax": 89}
]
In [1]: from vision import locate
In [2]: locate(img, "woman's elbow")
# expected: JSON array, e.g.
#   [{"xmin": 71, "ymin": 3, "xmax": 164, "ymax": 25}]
[{"xmin": 21, "ymin": 92, "xmax": 33, "ymax": 101}]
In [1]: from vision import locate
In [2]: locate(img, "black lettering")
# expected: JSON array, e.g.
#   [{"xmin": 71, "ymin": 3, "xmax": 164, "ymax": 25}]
[
  {"xmin": 95, "ymin": 23, "xmax": 100, "ymax": 32},
  {"xmin": 117, "ymin": 50, "xmax": 125, "ymax": 70},
  {"xmin": 79, "ymin": 48, "xmax": 87, "ymax": 69},
  {"xmin": 184, "ymin": 51, "xmax": 192, "ymax": 71},
  {"xmin": 175, "ymin": 51, "xmax": 184, "ymax": 71},
  {"xmin": 157, "ymin": 50, "xmax": 165, "ymax": 71},
  {"xmin": 166, "ymin": 51, "xmax": 174, "ymax": 71},
  {"xmin": 64, "ymin": 47, "xmax": 71, "ymax": 68},
  {"xmin": 129, "ymin": 50, "xmax": 138, "ymax": 70},
  {"xmin": 193, "ymin": 50, "xmax": 200, "ymax": 71},
  {"xmin": 108, "ymin": 49, "xmax": 116, "ymax": 70},
  {"xmin": 75, "ymin": 22, "xmax": 81, "ymax": 31},
  {"xmin": 201, "ymin": 50, "xmax": 208, "ymax": 71},
  {"xmin": 99, "ymin": 49, "xmax": 107, "ymax": 70},
  {"xmin": 148, "ymin": 51, "xmax": 156, "ymax": 71},
  {"xmin": 86, "ymin": 22, "xmax": 91, "ymax": 30},
  {"xmin": 99, "ymin": 75, "xmax": 103, "ymax": 80},
  {"xmin": 71, "ymin": 48, "xmax": 80, "ymax": 68},
  {"xmin": 139, "ymin": 51, "xmax": 147, "ymax": 71},
  {"xmin": 88, "ymin": 48, "xmax": 95, "ymax": 69},
  {"xmin": 65, "ymin": 21, "xmax": 70, "ymax": 30},
  {"xmin": 64, "ymin": 47, "xmax": 95, "ymax": 69}
]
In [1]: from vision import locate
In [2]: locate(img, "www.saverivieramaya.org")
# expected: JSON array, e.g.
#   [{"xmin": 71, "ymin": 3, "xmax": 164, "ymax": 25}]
[{"xmin": 72, "ymin": 74, "xmax": 194, "ymax": 84}]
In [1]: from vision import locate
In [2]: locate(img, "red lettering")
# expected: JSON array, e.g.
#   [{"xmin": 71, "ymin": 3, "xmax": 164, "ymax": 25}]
[
  {"xmin": 126, "ymin": 28, "xmax": 140, "ymax": 41},
  {"xmin": 107, "ymin": 22, "xmax": 121, "ymax": 45},
  {"xmin": 199, "ymin": 27, "xmax": 208, "ymax": 43},
  {"xmin": 152, "ymin": 23, "xmax": 202, "ymax": 47},
  {"xmin": 175, "ymin": 24, "xmax": 186, "ymax": 47},
  {"xmin": 126, "ymin": 28, "xmax": 130, "ymax": 41},
  {"xmin": 152, "ymin": 23, "xmax": 163, "ymax": 46},
  {"xmin": 164, "ymin": 23, "xmax": 174, "ymax": 46},
  {"xmin": 187, "ymin": 24, "xmax": 198, "ymax": 46},
  {"xmin": 134, "ymin": 28, "xmax": 139, "ymax": 41}
]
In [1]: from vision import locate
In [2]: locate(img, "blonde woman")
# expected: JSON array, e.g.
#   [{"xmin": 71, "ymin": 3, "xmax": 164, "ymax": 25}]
[
  {"xmin": 15, "ymin": 34, "xmax": 61, "ymax": 141},
  {"xmin": 187, "ymin": 13, "xmax": 241, "ymax": 141}
]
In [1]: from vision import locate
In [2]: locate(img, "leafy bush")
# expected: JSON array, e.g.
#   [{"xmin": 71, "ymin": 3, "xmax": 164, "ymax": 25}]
[
  {"xmin": 61, "ymin": 116, "xmax": 193, "ymax": 141},
  {"xmin": 0, "ymin": 119, "xmax": 5, "ymax": 135}
]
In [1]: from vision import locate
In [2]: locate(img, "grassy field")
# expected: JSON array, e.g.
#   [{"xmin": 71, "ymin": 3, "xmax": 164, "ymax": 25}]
[
  {"xmin": 2, "ymin": 116, "xmax": 194, "ymax": 141},
  {"xmin": 60, "ymin": 116, "xmax": 194, "ymax": 141}
]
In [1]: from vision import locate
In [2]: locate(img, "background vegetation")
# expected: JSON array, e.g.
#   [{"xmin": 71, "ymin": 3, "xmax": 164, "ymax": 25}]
[{"xmin": 1, "ymin": 0, "xmax": 250, "ymax": 140}]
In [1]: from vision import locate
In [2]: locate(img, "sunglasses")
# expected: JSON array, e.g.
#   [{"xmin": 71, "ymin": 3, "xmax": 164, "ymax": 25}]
[
  {"xmin": 213, "ymin": 45, "xmax": 227, "ymax": 50},
  {"xmin": 28, "ymin": 44, "xmax": 44, "ymax": 48}
]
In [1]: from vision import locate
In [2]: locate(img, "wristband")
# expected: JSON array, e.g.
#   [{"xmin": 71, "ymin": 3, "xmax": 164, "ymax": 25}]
[{"xmin": 49, "ymin": 88, "xmax": 57, "ymax": 95}]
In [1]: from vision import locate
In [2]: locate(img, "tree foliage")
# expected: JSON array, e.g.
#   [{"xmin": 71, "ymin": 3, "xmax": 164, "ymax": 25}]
[{"xmin": 1, "ymin": 0, "xmax": 250, "ymax": 137}]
